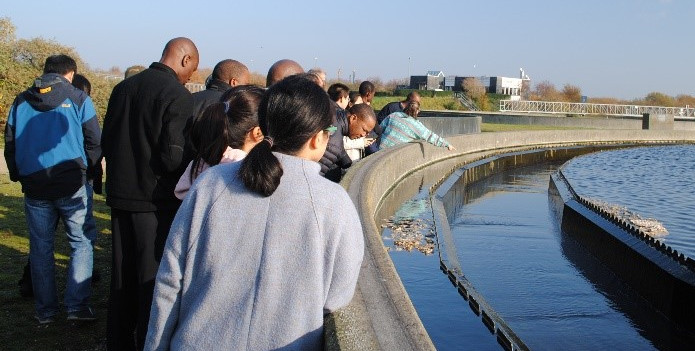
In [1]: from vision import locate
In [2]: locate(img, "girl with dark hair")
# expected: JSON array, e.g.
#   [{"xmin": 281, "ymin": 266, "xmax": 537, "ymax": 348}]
[
  {"xmin": 145, "ymin": 75, "xmax": 364, "ymax": 350},
  {"xmin": 71, "ymin": 74, "xmax": 92, "ymax": 96},
  {"xmin": 174, "ymin": 85, "xmax": 264, "ymax": 199}
]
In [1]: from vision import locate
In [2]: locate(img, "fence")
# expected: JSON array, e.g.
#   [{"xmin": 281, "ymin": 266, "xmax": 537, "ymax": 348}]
[{"xmin": 500, "ymin": 100, "xmax": 695, "ymax": 117}]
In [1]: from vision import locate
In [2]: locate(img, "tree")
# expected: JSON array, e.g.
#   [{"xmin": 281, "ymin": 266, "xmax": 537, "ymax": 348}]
[
  {"xmin": 0, "ymin": 18, "xmax": 119, "ymax": 124},
  {"xmin": 644, "ymin": 92, "xmax": 675, "ymax": 107},
  {"xmin": 189, "ymin": 67, "xmax": 211, "ymax": 84},
  {"xmin": 124, "ymin": 65, "xmax": 146, "ymax": 78},
  {"xmin": 365, "ymin": 76, "xmax": 385, "ymax": 92},
  {"xmin": 675, "ymin": 94, "xmax": 695, "ymax": 107},
  {"xmin": 530, "ymin": 81, "xmax": 561, "ymax": 101},
  {"xmin": 462, "ymin": 77, "xmax": 490, "ymax": 110},
  {"xmin": 0, "ymin": 17, "xmax": 17, "ymax": 118},
  {"xmin": 588, "ymin": 97, "xmax": 625, "ymax": 105},
  {"xmin": 561, "ymin": 84, "xmax": 582, "ymax": 102},
  {"xmin": 462, "ymin": 77, "xmax": 485, "ymax": 99},
  {"xmin": 248, "ymin": 71, "xmax": 265, "ymax": 86}
]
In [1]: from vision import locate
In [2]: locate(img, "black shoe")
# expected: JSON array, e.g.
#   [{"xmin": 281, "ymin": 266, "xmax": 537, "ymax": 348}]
[{"xmin": 67, "ymin": 307, "xmax": 96, "ymax": 322}]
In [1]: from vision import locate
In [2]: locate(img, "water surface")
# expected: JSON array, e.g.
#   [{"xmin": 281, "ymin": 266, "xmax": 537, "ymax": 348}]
[
  {"xmin": 561, "ymin": 145, "xmax": 695, "ymax": 258},
  {"xmin": 384, "ymin": 160, "xmax": 693, "ymax": 350}
]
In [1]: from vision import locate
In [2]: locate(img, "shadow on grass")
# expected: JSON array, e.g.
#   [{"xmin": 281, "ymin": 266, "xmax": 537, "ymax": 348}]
[{"xmin": 0, "ymin": 175, "xmax": 111, "ymax": 350}]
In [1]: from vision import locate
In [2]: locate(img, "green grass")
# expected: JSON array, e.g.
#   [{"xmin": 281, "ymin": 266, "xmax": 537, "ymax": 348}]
[
  {"xmin": 372, "ymin": 95, "xmax": 466, "ymax": 112},
  {"xmin": 0, "ymin": 174, "xmax": 110, "ymax": 350}
]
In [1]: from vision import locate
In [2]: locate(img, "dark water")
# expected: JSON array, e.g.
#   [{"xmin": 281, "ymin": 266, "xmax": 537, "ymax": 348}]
[
  {"xmin": 560, "ymin": 145, "xmax": 695, "ymax": 258},
  {"xmin": 385, "ymin": 161, "xmax": 693, "ymax": 350},
  {"xmin": 384, "ymin": 190, "xmax": 501, "ymax": 351}
]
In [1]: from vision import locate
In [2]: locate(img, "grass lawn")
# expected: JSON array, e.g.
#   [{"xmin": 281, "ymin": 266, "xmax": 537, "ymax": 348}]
[{"xmin": 0, "ymin": 174, "xmax": 110, "ymax": 350}]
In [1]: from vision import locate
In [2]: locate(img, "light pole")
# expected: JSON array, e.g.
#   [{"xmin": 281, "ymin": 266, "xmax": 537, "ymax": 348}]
[
  {"xmin": 314, "ymin": 57, "xmax": 318, "ymax": 67},
  {"xmin": 408, "ymin": 57, "xmax": 411, "ymax": 78}
]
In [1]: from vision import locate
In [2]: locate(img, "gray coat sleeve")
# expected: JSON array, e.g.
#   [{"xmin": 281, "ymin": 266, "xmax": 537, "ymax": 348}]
[
  {"xmin": 323, "ymin": 192, "xmax": 365, "ymax": 313},
  {"xmin": 144, "ymin": 193, "xmax": 194, "ymax": 350}
]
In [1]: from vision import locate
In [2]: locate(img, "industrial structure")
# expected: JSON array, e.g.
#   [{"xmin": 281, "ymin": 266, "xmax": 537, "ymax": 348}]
[{"xmin": 409, "ymin": 68, "xmax": 531, "ymax": 101}]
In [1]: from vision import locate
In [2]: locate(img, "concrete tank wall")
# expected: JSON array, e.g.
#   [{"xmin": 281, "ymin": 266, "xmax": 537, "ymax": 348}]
[
  {"xmin": 418, "ymin": 116, "xmax": 481, "ymax": 137},
  {"xmin": 329, "ymin": 130, "xmax": 695, "ymax": 350},
  {"xmin": 419, "ymin": 110, "xmax": 695, "ymax": 131}
]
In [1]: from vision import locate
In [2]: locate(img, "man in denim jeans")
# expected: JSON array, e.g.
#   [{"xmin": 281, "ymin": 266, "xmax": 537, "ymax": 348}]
[{"xmin": 4, "ymin": 54, "xmax": 102, "ymax": 324}]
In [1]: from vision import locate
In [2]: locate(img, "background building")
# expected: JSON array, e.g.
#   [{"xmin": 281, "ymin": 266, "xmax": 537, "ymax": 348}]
[
  {"xmin": 409, "ymin": 71, "xmax": 445, "ymax": 90},
  {"xmin": 409, "ymin": 69, "xmax": 530, "ymax": 101}
]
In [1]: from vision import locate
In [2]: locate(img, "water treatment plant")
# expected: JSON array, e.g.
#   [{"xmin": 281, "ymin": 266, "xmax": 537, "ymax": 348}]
[{"xmin": 328, "ymin": 118, "xmax": 695, "ymax": 351}]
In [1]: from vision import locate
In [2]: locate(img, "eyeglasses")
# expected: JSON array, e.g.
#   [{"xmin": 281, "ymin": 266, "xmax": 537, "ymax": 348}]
[{"xmin": 324, "ymin": 125, "xmax": 337, "ymax": 136}]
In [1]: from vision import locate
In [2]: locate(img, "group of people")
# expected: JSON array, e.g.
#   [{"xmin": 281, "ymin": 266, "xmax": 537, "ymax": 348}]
[{"xmin": 4, "ymin": 36, "xmax": 455, "ymax": 350}]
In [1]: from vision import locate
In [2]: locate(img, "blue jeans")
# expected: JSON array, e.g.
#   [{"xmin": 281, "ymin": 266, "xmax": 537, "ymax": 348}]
[{"xmin": 25, "ymin": 184, "xmax": 96, "ymax": 318}]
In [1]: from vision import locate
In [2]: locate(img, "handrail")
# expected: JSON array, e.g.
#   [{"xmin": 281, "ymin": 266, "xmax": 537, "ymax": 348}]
[{"xmin": 500, "ymin": 100, "xmax": 695, "ymax": 117}]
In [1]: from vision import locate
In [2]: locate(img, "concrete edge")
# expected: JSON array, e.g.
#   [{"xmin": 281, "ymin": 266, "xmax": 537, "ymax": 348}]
[{"xmin": 329, "ymin": 129, "xmax": 695, "ymax": 350}]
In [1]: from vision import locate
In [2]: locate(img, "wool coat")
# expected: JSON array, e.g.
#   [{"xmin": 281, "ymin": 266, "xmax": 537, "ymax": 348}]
[{"xmin": 145, "ymin": 153, "xmax": 364, "ymax": 350}]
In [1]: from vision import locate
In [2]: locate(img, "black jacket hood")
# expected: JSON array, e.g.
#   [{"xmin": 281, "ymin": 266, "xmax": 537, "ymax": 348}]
[{"xmin": 24, "ymin": 73, "xmax": 73, "ymax": 112}]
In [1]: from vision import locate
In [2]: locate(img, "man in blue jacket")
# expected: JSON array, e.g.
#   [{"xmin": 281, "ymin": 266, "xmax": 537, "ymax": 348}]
[{"xmin": 4, "ymin": 54, "xmax": 102, "ymax": 324}]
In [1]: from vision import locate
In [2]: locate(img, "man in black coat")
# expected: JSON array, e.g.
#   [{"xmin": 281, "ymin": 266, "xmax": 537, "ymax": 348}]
[
  {"xmin": 320, "ymin": 103, "xmax": 376, "ymax": 182},
  {"xmin": 101, "ymin": 37, "xmax": 199, "ymax": 351},
  {"xmin": 191, "ymin": 59, "xmax": 249, "ymax": 119}
]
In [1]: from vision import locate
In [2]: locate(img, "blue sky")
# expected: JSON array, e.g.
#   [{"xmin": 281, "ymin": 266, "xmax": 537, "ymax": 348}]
[{"xmin": 4, "ymin": 0, "xmax": 694, "ymax": 99}]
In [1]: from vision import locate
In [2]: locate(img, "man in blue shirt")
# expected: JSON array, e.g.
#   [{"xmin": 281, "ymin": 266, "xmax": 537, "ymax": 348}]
[{"xmin": 4, "ymin": 54, "xmax": 102, "ymax": 324}]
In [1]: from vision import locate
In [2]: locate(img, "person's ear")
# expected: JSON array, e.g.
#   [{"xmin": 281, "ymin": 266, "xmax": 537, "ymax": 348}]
[
  {"xmin": 230, "ymin": 77, "xmax": 238, "ymax": 86},
  {"xmin": 308, "ymin": 130, "xmax": 321, "ymax": 150},
  {"xmin": 181, "ymin": 54, "xmax": 191, "ymax": 68},
  {"xmin": 249, "ymin": 126, "xmax": 264, "ymax": 142}
]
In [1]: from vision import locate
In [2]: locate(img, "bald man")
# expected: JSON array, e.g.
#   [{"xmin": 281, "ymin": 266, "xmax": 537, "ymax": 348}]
[
  {"xmin": 192, "ymin": 59, "xmax": 249, "ymax": 118},
  {"xmin": 102, "ymin": 37, "xmax": 199, "ymax": 351},
  {"xmin": 266, "ymin": 59, "xmax": 303, "ymax": 87}
]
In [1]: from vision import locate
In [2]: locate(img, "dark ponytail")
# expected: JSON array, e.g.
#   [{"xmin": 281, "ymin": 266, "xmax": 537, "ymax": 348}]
[
  {"xmin": 239, "ymin": 137, "xmax": 282, "ymax": 197},
  {"xmin": 240, "ymin": 75, "xmax": 333, "ymax": 196},
  {"xmin": 190, "ymin": 102, "xmax": 232, "ymax": 179},
  {"xmin": 219, "ymin": 85, "xmax": 264, "ymax": 149}
]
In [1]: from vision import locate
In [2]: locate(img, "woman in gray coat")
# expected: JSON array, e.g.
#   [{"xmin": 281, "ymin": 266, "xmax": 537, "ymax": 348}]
[{"xmin": 145, "ymin": 75, "xmax": 364, "ymax": 350}]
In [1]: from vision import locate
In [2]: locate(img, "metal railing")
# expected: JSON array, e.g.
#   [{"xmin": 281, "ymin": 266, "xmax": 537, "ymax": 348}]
[
  {"xmin": 185, "ymin": 83, "xmax": 205, "ymax": 93},
  {"xmin": 500, "ymin": 100, "xmax": 695, "ymax": 117},
  {"xmin": 453, "ymin": 92, "xmax": 480, "ymax": 111}
]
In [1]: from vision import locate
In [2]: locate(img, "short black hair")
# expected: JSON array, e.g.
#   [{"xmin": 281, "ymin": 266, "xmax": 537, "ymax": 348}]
[
  {"xmin": 348, "ymin": 103, "xmax": 376, "ymax": 123},
  {"xmin": 327, "ymin": 83, "xmax": 350, "ymax": 102},
  {"xmin": 211, "ymin": 59, "xmax": 248, "ymax": 82},
  {"xmin": 358, "ymin": 81, "xmax": 375, "ymax": 96},
  {"xmin": 43, "ymin": 54, "xmax": 77, "ymax": 75}
]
